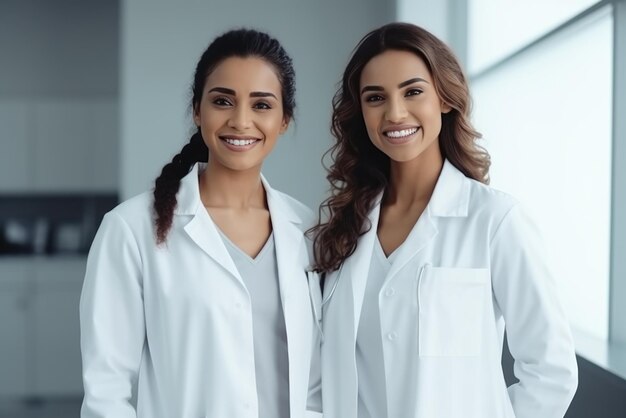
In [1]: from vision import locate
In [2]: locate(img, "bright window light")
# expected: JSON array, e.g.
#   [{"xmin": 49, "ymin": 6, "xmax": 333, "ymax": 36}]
[
  {"xmin": 472, "ymin": 7, "xmax": 613, "ymax": 340},
  {"xmin": 468, "ymin": 0, "xmax": 600, "ymax": 74}
]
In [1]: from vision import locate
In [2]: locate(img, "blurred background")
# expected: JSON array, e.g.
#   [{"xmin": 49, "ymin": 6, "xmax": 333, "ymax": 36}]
[{"xmin": 0, "ymin": 0, "xmax": 624, "ymax": 416}]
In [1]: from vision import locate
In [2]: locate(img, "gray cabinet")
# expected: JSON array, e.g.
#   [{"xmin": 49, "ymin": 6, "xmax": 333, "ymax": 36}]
[
  {"xmin": 0, "ymin": 100, "xmax": 32, "ymax": 191},
  {"xmin": 91, "ymin": 99, "xmax": 119, "ymax": 191},
  {"xmin": 32, "ymin": 100, "xmax": 93, "ymax": 192},
  {"xmin": 0, "ymin": 98, "xmax": 118, "ymax": 193},
  {"xmin": 0, "ymin": 257, "xmax": 86, "ymax": 397},
  {"xmin": 32, "ymin": 258, "xmax": 85, "ymax": 396},
  {"xmin": 0, "ymin": 260, "xmax": 32, "ymax": 397}
]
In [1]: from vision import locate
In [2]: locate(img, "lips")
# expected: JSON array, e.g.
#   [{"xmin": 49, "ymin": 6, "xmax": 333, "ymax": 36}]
[
  {"xmin": 381, "ymin": 126, "xmax": 421, "ymax": 144},
  {"xmin": 218, "ymin": 135, "xmax": 261, "ymax": 151},
  {"xmin": 222, "ymin": 137, "xmax": 258, "ymax": 146},
  {"xmin": 383, "ymin": 127, "xmax": 419, "ymax": 138}
]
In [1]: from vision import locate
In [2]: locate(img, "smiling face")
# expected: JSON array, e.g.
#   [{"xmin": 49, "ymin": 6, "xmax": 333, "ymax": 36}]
[
  {"xmin": 359, "ymin": 49, "xmax": 451, "ymax": 164},
  {"xmin": 193, "ymin": 56, "xmax": 288, "ymax": 173}
]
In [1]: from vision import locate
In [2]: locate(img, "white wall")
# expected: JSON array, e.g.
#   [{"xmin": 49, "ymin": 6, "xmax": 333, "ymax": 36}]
[
  {"xmin": 395, "ymin": 0, "xmax": 468, "ymax": 69},
  {"xmin": 120, "ymin": 0, "xmax": 394, "ymax": 208},
  {"xmin": 395, "ymin": 0, "xmax": 451, "ymax": 43}
]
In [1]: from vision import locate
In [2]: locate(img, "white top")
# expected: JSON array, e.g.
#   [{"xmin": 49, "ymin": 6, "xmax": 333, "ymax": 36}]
[
  {"xmin": 355, "ymin": 237, "xmax": 398, "ymax": 418},
  {"xmin": 321, "ymin": 160, "xmax": 578, "ymax": 418},
  {"xmin": 220, "ymin": 231, "xmax": 290, "ymax": 418},
  {"xmin": 79, "ymin": 164, "xmax": 322, "ymax": 418}
]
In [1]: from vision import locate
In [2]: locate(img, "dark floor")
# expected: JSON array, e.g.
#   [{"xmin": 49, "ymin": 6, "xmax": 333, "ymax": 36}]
[{"xmin": 0, "ymin": 398, "xmax": 81, "ymax": 418}]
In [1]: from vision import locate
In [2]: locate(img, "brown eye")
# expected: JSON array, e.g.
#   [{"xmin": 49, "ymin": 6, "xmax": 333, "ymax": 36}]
[
  {"xmin": 254, "ymin": 101, "xmax": 271, "ymax": 110},
  {"xmin": 365, "ymin": 94, "xmax": 384, "ymax": 102},
  {"xmin": 405, "ymin": 88, "xmax": 423, "ymax": 97},
  {"xmin": 213, "ymin": 97, "xmax": 233, "ymax": 106}
]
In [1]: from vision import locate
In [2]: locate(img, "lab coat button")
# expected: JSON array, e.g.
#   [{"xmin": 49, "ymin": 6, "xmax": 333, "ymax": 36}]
[
  {"xmin": 387, "ymin": 332, "xmax": 397, "ymax": 341},
  {"xmin": 385, "ymin": 288, "xmax": 395, "ymax": 297}
]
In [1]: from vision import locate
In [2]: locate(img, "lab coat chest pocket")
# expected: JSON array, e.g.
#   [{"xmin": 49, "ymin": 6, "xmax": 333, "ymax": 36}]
[{"xmin": 418, "ymin": 266, "xmax": 490, "ymax": 357}]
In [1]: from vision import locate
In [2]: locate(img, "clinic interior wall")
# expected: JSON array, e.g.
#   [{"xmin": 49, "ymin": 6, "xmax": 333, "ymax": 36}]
[
  {"xmin": 120, "ymin": 0, "xmax": 395, "ymax": 209},
  {"xmin": 0, "ymin": 0, "xmax": 118, "ymax": 97},
  {"xmin": 395, "ymin": 0, "xmax": 452, "ymax": 44}
]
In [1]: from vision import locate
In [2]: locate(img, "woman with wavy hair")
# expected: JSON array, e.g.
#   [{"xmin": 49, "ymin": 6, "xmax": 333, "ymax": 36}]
[
  {"xmin": 80, "ymin": 29, "xmax": 321, "ymax": 418},
  {"xmin": 311, "ymin": 22, "xmax": 577, "ymax": 418}
]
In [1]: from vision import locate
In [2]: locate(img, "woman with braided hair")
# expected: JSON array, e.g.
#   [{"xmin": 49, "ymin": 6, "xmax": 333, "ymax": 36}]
[{"xmin": 80, "ymin": 29, "xmax": 322, "ymax": 418}]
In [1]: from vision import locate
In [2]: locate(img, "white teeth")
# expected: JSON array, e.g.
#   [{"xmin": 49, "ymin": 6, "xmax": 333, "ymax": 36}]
[
  {"xmin": 385, "ymin": 127, "xmax": 418, "ymax": 138},
  {"xmin": 223, "ymin": 138, "xmax": 257, "ymax": 146}
]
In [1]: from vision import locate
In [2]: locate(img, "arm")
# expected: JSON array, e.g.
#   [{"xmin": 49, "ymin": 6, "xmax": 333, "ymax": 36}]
[
  {"xmin": 490, "ymin": 204, "xmax": 577, "ymax": 418},
  {"xmin": 79, "ymin": 212, "xmax": 146, "ymax": 418}
]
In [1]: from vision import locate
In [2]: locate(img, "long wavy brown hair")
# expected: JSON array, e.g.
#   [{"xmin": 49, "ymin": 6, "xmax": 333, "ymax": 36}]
[{"xmin": 309, "ymin": 22, "xmax": 490, "ymax": 273}]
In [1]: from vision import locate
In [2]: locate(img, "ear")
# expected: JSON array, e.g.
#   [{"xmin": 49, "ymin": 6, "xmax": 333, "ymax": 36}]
[
  {"xmin": 279, "ymin": 116, "xmax": 290, "ymax": 134},
  {"xmin": 441, "ymin": 101, "xmax": 452, "ymax": 114},
  {"xmin": 192, "ymin": 105, "xmax": 200, "ymax": 126}
]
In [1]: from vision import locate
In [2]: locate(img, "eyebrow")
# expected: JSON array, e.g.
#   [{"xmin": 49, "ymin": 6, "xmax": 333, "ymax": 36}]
[
  {"xmin": 250, "ymin": 92, "xmax": 278, "ymax": 99},
  {"xmin": 360, "ymin": 77, "xmax": 429, "ymax": 95},
  {"xmin": 208, "ymin": 87, "xmax": 277, "ymax": 99}
]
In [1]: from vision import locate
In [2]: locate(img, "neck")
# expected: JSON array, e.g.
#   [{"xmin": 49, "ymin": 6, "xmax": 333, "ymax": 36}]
[
  {"xmin": 384, "ymin": 141, "xmax": 444, "ymax": 208},
  {"xmin": 199, "ymin": 158, "xmax": 266, "ymax": 209}
]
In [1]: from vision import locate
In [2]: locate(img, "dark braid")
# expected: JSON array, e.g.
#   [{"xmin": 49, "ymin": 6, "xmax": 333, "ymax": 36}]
[
  {"xmin": 153, "ymin": 130, "xmax": 207, "ymax": 244},
  {"xmin": 152, "ymin": 28, "xmax": 296, "ymax": 244}
]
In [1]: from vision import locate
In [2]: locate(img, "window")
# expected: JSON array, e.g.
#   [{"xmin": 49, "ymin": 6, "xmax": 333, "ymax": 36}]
[
  {"xmin": 468, "ymin": 0, "xmax": 601, "ymax": 74},
  {"xmin": 471, "ymin": 7, "xmax": 613, "ymax": 339}
]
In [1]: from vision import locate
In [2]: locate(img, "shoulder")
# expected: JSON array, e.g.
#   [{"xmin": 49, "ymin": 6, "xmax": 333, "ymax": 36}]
[
  {"xmin": 109, "ymin": 190, "xmax": 154, "ymax": 223},
  {"xmin": 464, "ymin": 177, "xmax": 547, "ymax": 246},
  {"xmin": 100, "ymin": 190, "xmax": 155, "ymax": 240},
  {"xmin": 465, "ymin": 178, "xmax": 521, "ymax": 225},
  {"xmin": 272, "ymin": 190, "xmax": 316, "ymax": 228},
  {"xmin": 464, "ymin": 183, "xmax": 547, "ymax": 256}
]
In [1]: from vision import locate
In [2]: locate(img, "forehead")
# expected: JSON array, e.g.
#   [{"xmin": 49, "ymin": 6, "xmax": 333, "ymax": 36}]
[
  {"xmin": 360, "ymin": 49, "xmax": 432, "ymax": 87},
  {"xmin": 205, "ymin": 56, "xmax": 282, "ymax": 93}
]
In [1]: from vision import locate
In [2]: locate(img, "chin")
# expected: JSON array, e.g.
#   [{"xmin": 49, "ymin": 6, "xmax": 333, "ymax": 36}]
[
  {"xmin": 214, "ymin": 156, "xmax": 260, "ymax": 172},
  {"xmin": 380, "ymin": 147, "xmax": 424, "ymax": 163}
]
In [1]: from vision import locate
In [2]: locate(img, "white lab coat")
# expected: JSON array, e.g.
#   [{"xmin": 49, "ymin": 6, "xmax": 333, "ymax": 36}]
[
  {"xmin": 80, "ymin": 163, "xmax": 323, "ymax": 418},
  {"xmin": 321, "ymin": 160, "xmax": 577, "ymax": 418}
]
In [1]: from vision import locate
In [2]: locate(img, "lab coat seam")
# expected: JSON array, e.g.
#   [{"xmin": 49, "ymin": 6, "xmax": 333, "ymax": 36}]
[
  {"xmin": 487, "ymin": 203, "xmax": 518, "ymax": 322},
  {"xmin": 109, "ymin": 210, "xmax": 145, "ymax": 283},
  {"xmin": 488, "ymin": 202, "xmax": 520, "ymax": 246}
]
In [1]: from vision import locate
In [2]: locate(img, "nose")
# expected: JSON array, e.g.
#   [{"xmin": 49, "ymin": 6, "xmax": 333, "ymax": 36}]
[
  {"xmin": 227, "ymin": 105, "xmax": 252, "ymax": 130},
  {"xmin": 385, "ymin": 96, "xmax": 408, "ymax": 123}
]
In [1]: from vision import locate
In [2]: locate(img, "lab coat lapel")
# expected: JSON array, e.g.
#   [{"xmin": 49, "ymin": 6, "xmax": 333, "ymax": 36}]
[
  {"xmin": 347, "ymin": 196, "xmax": 382, "ymax": 339},
  {"xmin": 175, "ymin": 164, "xmax": 243, "ymax": 284},
  {"xmin": 183, "ymin": 210, "xmax": 243, "ymax": 283},
  {"xmin": 385, "ymin": 159, "xmax": 470, "ymax": 281},
  {"xmin": 263, "ymin": 176, "xmax": 309, "ymax": 417},
  {"xmin": 263, "ymin": 176, "xmax": 305, "ymax": 314},
  {"xmin": 384, "ymin": 207, "xmax": 438, "ymax": 282}
]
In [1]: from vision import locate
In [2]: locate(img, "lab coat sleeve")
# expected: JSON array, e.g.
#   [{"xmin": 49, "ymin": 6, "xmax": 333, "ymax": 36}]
[
  {"xmin": 306, "ymin": 271, "xmax": 323, "ymax": 417},
  {"xmin": 490, "ymin": 204, "xmax": 577, "ymax": 418},
  {"xmin": 79, "ymin": 211, "xmax": 146, "ymax": 418}
]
